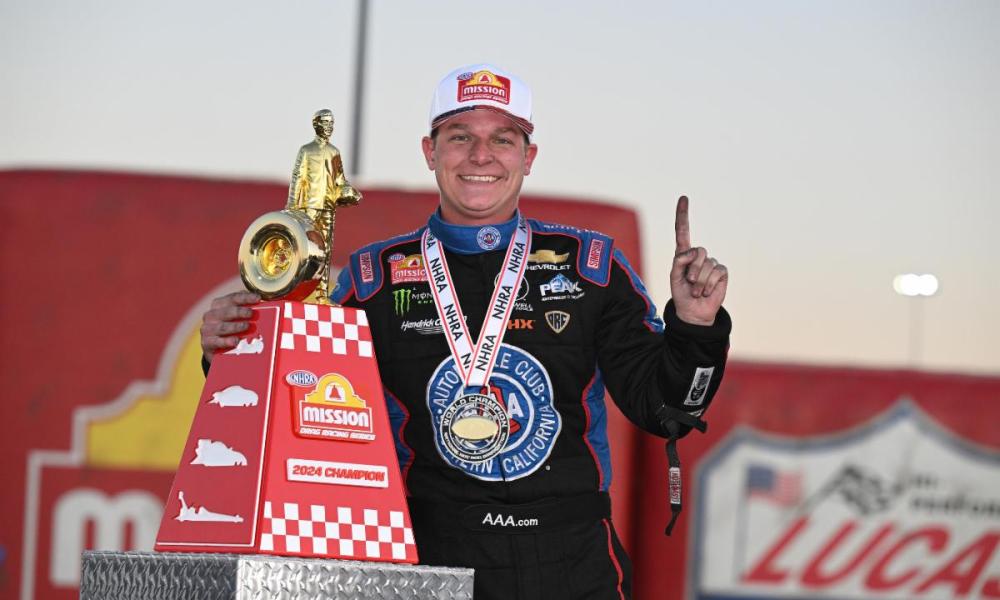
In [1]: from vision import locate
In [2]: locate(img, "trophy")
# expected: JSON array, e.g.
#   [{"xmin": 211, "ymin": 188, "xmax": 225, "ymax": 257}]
[
  {"xmin": 238, "ymin": 109, "xmax": 362, "ymax": 304},
  {"xmin": 81, "ymin": 111, "xmax": 474, "ymax": 600},
  {"xmin": 152, "ymin": 110, "xmax": 418, "ymax": 565}
]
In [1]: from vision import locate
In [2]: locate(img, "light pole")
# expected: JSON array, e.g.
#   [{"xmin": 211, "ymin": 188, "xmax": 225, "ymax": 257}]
[
  {"xmin": 350, "ymin": 0, "xmax": 369, "ymax": 177},
  {"xmin": 893, "ymin": 273, "xmax": 939, "ymax": 366}
]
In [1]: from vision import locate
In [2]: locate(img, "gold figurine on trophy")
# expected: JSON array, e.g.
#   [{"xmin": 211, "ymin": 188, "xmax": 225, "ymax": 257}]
[
  {"xmin": 238, "ymin": 109, "xmax": 361, "ymax": 305},
  {"xmin": 287, "ymin": 109, "xmax": 362, "ymax": 303},
  {"xmin": 288, "ymin": 109, "xmax": 362, "ymax": 212}
]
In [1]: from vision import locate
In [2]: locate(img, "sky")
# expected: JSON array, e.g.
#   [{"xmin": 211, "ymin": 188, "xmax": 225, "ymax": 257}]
[{"xmin": 2, "ymin": 0, "xmax": 998, "ymax": 374}]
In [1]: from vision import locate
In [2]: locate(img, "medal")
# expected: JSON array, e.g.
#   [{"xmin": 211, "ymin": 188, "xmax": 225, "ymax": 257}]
[{"xmin": 421, "ymin": 217, "xmax": 531, "ymax": 459}]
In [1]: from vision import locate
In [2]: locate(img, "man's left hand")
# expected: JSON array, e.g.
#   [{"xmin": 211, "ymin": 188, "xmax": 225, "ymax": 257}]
[{"xmin": 670, "ymin": 195, "xmax": 728, "ymax": 326}]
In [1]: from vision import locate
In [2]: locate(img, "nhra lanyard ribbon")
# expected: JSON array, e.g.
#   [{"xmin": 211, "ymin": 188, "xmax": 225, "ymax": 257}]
[{"xmin": 421, "ymin": 217, "xmax": 531, "ymax": 390}]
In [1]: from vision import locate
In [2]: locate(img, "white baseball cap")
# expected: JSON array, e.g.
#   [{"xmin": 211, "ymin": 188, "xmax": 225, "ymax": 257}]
[{"xmin": 429, "ymin": 63, "xmax": 534, "ymax": 137}]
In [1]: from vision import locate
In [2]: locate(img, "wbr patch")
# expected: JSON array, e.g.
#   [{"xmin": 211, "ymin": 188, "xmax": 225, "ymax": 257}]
[
  {"xmin": 544, "ymin": 311, "xmax": 570, "ymax": 334},
  {"xmin": 426, "ymin": 344, "xmax": 561, "ymax": 481},
  {"xmin": 291, "ymin": 373, "xmax": 375, "ymax": 442}
]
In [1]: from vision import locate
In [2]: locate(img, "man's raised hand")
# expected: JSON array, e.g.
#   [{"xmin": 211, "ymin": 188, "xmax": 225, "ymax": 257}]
[
  {"xmin": 670, "ymin": 196, "xmax": 728, "ymax": 326},
  {"xmin": 200, "ymin": 291, "xmax": 260, "ymax": 363}
]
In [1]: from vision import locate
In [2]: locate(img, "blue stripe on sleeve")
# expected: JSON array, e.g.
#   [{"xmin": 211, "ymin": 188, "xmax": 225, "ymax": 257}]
[
  {"xmin": 584, "ymin": 369, "xmax": 613, "ymax": 491},
  {"xmin": 330, "ymin": 265, "xmax": 355, "ymax": 304},
  {"xmin": 613, "ymin": 248, "xmax": 664, "ymax": 333}
]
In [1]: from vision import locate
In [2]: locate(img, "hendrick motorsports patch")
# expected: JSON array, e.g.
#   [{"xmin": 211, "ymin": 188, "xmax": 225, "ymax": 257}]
[{"xmin": 426, "ymin": 344, "xmax": 562, "ymax": 481}]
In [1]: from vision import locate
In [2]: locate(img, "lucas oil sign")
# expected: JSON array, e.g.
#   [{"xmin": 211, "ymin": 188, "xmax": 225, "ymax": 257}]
[
  {"xmin": 291, "ymin": 372, "xmax": 375, "ymax": 442},
  {"xmin": 691, "ymin": 402, "xmax": 1000, "ymax": 600}
]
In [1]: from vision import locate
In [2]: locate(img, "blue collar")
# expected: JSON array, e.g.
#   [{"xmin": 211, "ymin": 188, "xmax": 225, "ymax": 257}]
[{"xmin": 427, "ymin": 210, "xmax": 522, "ymax": 255}]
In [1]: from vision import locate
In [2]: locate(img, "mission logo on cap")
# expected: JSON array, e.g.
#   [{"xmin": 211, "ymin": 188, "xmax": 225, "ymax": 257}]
[
  {"xmin": 429, "ymin": 63, "xmax": 534, "ymax": 136},
  {"xmin": 457, "ymin": 70, "xmax": 510, "ymax": 105}
]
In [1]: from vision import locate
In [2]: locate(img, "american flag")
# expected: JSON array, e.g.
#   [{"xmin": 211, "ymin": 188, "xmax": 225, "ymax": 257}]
[{"xmin": 746, "ymin": 464, "xmax": 802, "ymax": 506}]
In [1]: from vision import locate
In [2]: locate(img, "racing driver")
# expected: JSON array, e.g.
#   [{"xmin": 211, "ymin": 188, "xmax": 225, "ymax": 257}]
[{"xmin": 200, "ymin": 63, "xmax": 732, "ymax": 600}]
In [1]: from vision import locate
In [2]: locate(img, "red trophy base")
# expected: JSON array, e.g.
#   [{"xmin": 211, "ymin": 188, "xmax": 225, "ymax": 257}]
[{"xmin": 154, "ymin": 301, "xmax": 417, "ymax": 563}]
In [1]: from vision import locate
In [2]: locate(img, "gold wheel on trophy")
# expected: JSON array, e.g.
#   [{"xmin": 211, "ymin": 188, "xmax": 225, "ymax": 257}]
[{"xmin": 238, "ymin": 210, "xmax": 325, "ymax": 301}]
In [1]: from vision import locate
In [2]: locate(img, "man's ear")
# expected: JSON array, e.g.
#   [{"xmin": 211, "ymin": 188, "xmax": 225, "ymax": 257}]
[
  {"xmin": 421, "ymin": 136, "xmax": 436, "ymax": 170},
  {"xmin": 523, "ymin": 143, "xmax": 538, "ymax": 176}
]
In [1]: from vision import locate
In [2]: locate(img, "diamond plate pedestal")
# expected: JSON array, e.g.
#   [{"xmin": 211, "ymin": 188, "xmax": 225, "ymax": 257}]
[{"xmin": 81, "ymin": 551, "xmax": 474, "ymax": 600}]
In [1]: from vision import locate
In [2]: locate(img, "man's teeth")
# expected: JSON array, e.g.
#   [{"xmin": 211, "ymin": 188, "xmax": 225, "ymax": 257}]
[{"xmin": 461, "ymin": 175, "xmax": 499, "ymax": 182}]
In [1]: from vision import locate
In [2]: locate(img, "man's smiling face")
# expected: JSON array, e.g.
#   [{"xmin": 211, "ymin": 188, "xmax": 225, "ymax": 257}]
[{"xmin": 422, "ymin": 109, "xmax": 537, "ymax": 226}]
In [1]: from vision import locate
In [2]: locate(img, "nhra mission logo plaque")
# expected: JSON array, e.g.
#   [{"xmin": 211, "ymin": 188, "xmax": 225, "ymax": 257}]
[{"xmin": 291, "ymin": 372, "xmax": 375, "ymax": 442}]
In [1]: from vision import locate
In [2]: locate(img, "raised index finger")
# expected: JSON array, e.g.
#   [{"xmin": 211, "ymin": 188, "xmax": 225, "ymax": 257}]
[{"xmin": 675, "ymin": 195, "xmax": 691, "ymax": 253}]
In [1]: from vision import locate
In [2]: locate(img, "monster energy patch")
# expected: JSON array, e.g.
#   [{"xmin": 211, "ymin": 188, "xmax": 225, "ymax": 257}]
[{"xmin": 393, "ymin": 288, "xmax": 434, "ymax": 316}]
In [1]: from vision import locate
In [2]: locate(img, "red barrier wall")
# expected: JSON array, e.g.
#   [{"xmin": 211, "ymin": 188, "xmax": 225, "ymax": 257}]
[{"xmin": 2, "ymin": 170, "xmax": 997, "ymax": 600}]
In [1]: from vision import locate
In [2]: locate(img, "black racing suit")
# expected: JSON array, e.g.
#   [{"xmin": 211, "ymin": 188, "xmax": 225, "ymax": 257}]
[{"xmin": 325, "ymin": 210, "xmax": 732, "ymax": 600}]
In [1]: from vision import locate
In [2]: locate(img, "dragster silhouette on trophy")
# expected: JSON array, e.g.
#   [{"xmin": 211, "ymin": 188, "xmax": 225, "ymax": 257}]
[{"xmin": 154, "ymin": 111, "xmax": 418, "ymax": 564}]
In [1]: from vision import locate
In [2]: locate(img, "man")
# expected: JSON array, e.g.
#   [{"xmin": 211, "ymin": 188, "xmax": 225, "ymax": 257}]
[{"xmin": 201, "ymin": 64, "xmax": 731, "ymax": 600}]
